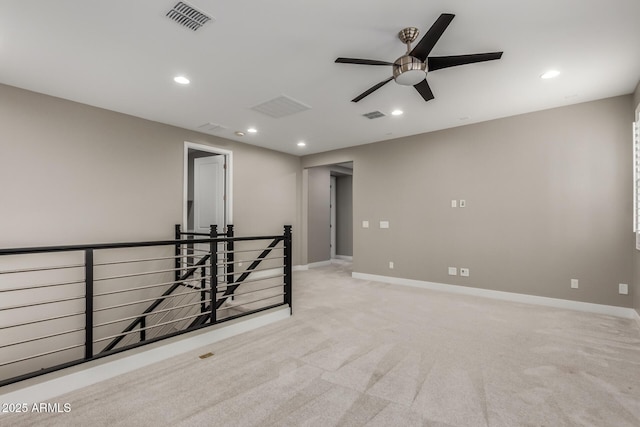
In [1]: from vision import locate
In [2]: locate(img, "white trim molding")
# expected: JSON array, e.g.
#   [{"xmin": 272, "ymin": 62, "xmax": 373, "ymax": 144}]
[
  {"xmin": 333, "ymin": 255, "xmax": 353, "ymax": 261},
  {"xmin": 352, "ymin": 272, "xmax": 637, "ymax": 319},
  {"xmin": 634, "ymin": 309, "xmax": 640, "ymax": 329}
]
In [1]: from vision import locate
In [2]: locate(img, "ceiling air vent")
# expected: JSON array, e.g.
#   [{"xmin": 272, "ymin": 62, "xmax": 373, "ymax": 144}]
[
  {"xmin": 250, "ymin": 95, "xmax": 311, "ymax": 118},
  {"xmin": 363, "ymin": 111, "xmax": 386, "ymax": 119},
  {"xmin": 197, "ymin": 122, "xmax": 226, "ymax": 133},
  {"xmin": 166, "ymin": 2, "xmax": 212, "ymax": 31}
]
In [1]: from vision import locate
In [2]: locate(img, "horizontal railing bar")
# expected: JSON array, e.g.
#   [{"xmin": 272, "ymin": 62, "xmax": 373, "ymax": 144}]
[
  {"xmin": 1, "ymin": 327, "xmax": 85, "ymax": 349},
  {"xmin": 220, "ymin": 283, "xmax": 284, "ymax": 298},
  {"xmin": 94, "ymin": 288, "xmax": 208, "ymax": 312},
  {"xmin": 94, "ymin": 253, "xmax": 203, "ymax": 267},
  {"xmin": 0, "ymin": 235, "xmax": 284, "ymax": 256},
  {"xmin": 232, "ymin": 265, "xmax": 284, "ymax": 276},
  {"xmin": 94, "ymin": 299, "xmax": 212, "ymax": 328},
  {"xmin": 216, "ymin": 274, "xmax": 285, "ymax": 290},
  {"xmin": 94, "ymin": 264, "xmax": 211, "ymax": 282},
  {"xmin": 0, "ymin": 279, "xmax": 84, "ymax": 293},
  {"xmin": 94, "ymin": 276, "xmax": 210, "ymax": 297},
  {"xmin": 0, "ymin": 295, "xmax": 85, "ymax": 311},
  {"xmin": 220, "ymin": 256, "xmax": 285, "ymax": 266},
  {"xmin": 0, "ymin": 311, "xmax": 84, "ymax": 330},
  {"xmin": 0, "ymin": 263, "xmax": 84, "ymax": 275},
  {"xmin": 178, "ymin": 231, "xmax": 227, "ymax": 237},
  {"xmin": 220, "ymin": 293, "xmax": 285, "ymax": 310},
  {"xmin": 0, "ymin": 344, "xmax": 85, "ymax": 367},
  {"xmin": 93, "ymin": 312, "xmax": 206, "ymax": 343},
  {"xmin": 219, "ymin": 247, "xmax": 284, "ymax": 255}
]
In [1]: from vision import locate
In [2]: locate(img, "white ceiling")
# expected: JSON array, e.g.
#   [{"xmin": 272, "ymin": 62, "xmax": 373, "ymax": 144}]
[{"xmin": 1, "ymin": 0, "xmax": 639, "ymax": 155}]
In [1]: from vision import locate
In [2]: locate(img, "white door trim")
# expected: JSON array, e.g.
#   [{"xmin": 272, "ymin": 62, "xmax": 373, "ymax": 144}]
[{"xmin": 183, "ymin": 142, "xmax": 233, "ymax": 230}]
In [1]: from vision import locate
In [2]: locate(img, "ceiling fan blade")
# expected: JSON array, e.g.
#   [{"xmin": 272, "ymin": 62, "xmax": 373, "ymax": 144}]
[
  {"xmin": 336, "ymin": 58, "xmax": 394, "ymax": 66},
  {"xmin": 428, "ymin": 52, "xmax": 503, "ymax": 71},
  {"xmin": 414, "ymin": 79, "xmax": 434, "ymax": 101},
  {"xmin": 410, "ymin": 13, "xmax": 455, "ymax": 61},
  {"xmin": 351, "ymin": 77, "xmax": 394, "ymax": 102}
]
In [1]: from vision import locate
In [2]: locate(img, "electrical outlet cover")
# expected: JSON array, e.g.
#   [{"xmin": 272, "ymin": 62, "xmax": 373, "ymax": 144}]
[{"xmin": 460, "ymin": 268, "xmax": 469, "ymax": 277}]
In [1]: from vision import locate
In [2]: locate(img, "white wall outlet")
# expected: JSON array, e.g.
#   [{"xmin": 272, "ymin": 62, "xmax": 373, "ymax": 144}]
[
  {"xmin": 571, "ymin": 279, "xmax": 579, "ymax": 289},
  {"xmin": 451, "ymin": 200, "xmax": 457, "ymax": 208},
  {"xmin": 379, "ymin": 221, "xmax": 390, "ymax": 229},
  {"xmin": 619, "ymin": 283, "xmax": 629, "ymax": 295},
  {"xmin": 460, "ymin": 268, "xmax": 469, "ymax": 277},
  {"xmin": 389, "ymin": 261, "xmax": 394, "ymax": 269},
  {"xmin": 448, "ymin": 267, "xmax": 457, "ymax": 276},
  {"xmin": 459, "ymin": 199, "xmax": 466, "ymax": 208},
  {"xmin": 362, "ymin": 220, "xmax": 369, "ymax": 228}
]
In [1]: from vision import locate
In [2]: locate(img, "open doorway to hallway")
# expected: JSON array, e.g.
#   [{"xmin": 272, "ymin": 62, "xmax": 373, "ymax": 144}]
[{"xmin": 306, "ymin": 162, "xmax": 353, "ymax": 268}]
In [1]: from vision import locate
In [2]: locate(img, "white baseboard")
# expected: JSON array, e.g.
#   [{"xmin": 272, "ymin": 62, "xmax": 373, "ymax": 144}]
[
  {"xmin": 306, "ymin": 260, "xmax": 332, "ymax": 269},
  {"xmin": 634, "ymin": 309, "xmax": 640, "ymax": 329},
  {"xmin": 293, "ymin": 265, "xmax": 308, "ymax": 271},
  {"xmin": 0, "ymin": 307, "xmax": 290, "ymax": 404},
  {"xmin": 333, "ymin": 255, "xmax": 353, "ymax": 261},
  {"xmin": 352, "ymin": 272, "xmax": 637, "ymax": 319}
]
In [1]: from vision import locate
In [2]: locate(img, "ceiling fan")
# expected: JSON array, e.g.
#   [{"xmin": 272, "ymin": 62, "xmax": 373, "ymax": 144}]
[{"xmin": 335, "ymin": 13, "xmax": 503, "ymax": 103}]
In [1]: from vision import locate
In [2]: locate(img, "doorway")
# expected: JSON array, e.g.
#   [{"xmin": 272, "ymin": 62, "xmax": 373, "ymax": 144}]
[{"xmin": 183, "ymin": 142, "xmax": 233, "ymax": 232}]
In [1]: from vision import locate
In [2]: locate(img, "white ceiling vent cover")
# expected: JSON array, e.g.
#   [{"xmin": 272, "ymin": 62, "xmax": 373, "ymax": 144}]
[
  {"xmin": 363, "ymin": 111, "xmax": 386, "ymax": 119},
  {"xmin": 251, "ymin": 95, "xmax": 311, "ymax": 118},
  {"xmin": 166, "ymin": 2, "xmax": 212, "ymax": 31},
  {"xmin": 197, "ymin": 122, "xmax": 226, "ymax": 133}
]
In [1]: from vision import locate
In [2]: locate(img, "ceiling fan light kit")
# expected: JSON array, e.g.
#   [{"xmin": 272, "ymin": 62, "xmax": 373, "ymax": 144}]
[{"xmin": 335, "ymin": 13, "xmax": 503, "ymax": 102}]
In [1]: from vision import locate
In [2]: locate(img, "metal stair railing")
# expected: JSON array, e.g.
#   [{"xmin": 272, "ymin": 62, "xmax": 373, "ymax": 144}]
[{"xmin": 0, "ymin": 225, "xmax": 292, "ymax": 388}]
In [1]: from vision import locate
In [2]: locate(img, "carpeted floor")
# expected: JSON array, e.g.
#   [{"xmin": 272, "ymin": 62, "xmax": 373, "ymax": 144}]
[{"xmin": 3, "ymin": 262, "xmax": 640, "ymax": 426}]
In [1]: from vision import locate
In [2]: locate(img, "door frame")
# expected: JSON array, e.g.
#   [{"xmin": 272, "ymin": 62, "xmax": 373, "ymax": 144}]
[{"xmin": 183, "ymin": 141, "xmax": 233, "ymax": 231}]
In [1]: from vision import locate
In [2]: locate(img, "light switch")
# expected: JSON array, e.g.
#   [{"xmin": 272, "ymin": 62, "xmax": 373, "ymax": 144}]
[
  {"xmin": 362, "ymin": 220, "xmax": 369, "ymax": 228},
  {"xmin": 619, "ymin": 283, "xmax": 629, "ymax": 295},
  {"xmin": 380, "ymin": 221, "xmax": 390, "ymax": 229},
  {"xmin": 448, "ymin": 267, "xmax": 457, "ymax": 276},
  {"xmin": 451, "ymin": 200, "xmax": 457, "ymax": 208},
  {"xmin": 571, "ymin": 279, "xmax": 579, "ymax": 289}
]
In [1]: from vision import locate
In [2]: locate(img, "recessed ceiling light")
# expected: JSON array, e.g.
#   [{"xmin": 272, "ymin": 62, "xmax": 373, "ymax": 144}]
[
  {"xmin": 297, "ymin": 141, "xmax": 306, "ymax": 147},
  {"xmin": 173, "ymin": 76, "xmax": 190, "ymax": 85},
  {"xmin": 247, "ymin": 128, "xmax": 257, "ymax": 133},
  {"xmin": 541, "ymin": 70, "xmax": 560, "ymax": 79},
  {"xmin": 235, "ymin": 131, "xmax": 245, "ymax": 137},
  {"xmin": 391, "ymin": 109, "xmax": 403, "ymax": 116}
]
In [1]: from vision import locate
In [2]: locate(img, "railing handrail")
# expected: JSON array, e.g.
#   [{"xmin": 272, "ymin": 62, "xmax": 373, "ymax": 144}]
[
  {"xmin": 0, "ymin": 224, "xmax": 292, "ymax": 388},
  {"xmin": 0, "ymin": 235, "xmax": 285, "ymax": 256}
]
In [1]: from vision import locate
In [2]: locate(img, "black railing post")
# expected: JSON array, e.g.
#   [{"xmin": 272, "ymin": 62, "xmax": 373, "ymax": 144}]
[
  {"xmin": 283, "ymin": 225, "xmax": 293, "ymax": 314},
  {"xmin": 210, "ymin": 225, "xmax": 218, "ymax": 324},
  {"xmin": 200, "ymin": 264, "xmax": 207, "ymax": 313},
  {"xmin": 140, "ymin": 317, "xmax": 146, "ymax": 342},
  {"xmin": 226, "ymin": 224, "xmax": 234, "ymax": 300},
  {"xmin": 85, "ymin": 249, "xmax": 94, "ymax": 359},
  {"xmin": 174, "ymin": 224, "xmax": 181, "ymax": 283}
]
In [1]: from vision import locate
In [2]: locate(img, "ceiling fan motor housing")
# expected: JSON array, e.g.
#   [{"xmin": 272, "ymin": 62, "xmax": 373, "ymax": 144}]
[{"xmin": 393, "ymin": 55, "xmax": 427, "ymax": 86}]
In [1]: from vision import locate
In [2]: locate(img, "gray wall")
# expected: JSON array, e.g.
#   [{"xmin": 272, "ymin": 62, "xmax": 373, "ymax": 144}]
[
  {"xmin": 633, "ymin": 81, "xmax": 640, "ymax": 317},
  {"xmin": 302, "ymin": 95, "xmax": 634, "ymax": 308},
  {"xmin": 336, "ymin": 175, "xmax": 353, "ymax": 256},
  {"xmin": 0, "ymin": 83, "xmax": 301, "ymax": 264},
  {"xmin": 307, "ymin": 167, "xmax": 331, "ymax": 263}
]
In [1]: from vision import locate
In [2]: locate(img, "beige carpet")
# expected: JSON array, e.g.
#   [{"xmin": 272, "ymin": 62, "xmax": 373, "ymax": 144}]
[{"xmin": 3, "ymin": 262, "xmax": 640, "ymax": 426}]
